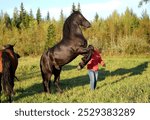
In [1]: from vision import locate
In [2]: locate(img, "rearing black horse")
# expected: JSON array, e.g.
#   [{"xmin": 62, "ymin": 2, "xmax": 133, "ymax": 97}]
[{"xmin": 40, "ymin": 11, "xmax": 94, "ymax": 93}]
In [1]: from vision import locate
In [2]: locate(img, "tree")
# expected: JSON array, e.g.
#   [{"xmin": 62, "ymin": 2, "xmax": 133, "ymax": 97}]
[
  {"xmin": 71, "ymin": 3, "xmax": 76, "ymax": 13},
  {"xmin": 77, "ymin": 3, "xmax": 81, "ymax": 12},
  {"xmin": 12, "ymin": 7, "xmax": 19, "ymax": 27},
  {"xmin": 46, "ymin": 11, "xmax": 50, "ymax": 21},
  {"xmin": 139, "ymin": 10, "xmax": 150, "ymax": 44},
  {"xmin": 19, "ymin": 2, "xmax": 30, "ymax": 28},
  {"xmin": 139, "ymin": 0, "xmax": 150, "ymax": 7},
  {"xmin": 24, "ymin": 11, "xmax": 30, "ymax": 28},
  {"xmin": 0, "ymin": 10, "xmax": 3, "ymax": 23},
  {"xmin": 20, "ymin": 2, "xmax": 25, "ymax": 21},
  {"xmin": 19, "ymin": 2, "xmax": 26, "ymax": 26},
  {"xmin": 94, "ymin": 12, "xmax": 99, "ymax": 22},
  {"xmin": 59, "ymin": 9, "xmax": 65, "ymax": 24},
  {"xmin": 45, "ymin": 24, "xmax": 56, "ymax": 49},
  {"xmin": 107, "ymin": 10, "xmax": 120, "ymax": 46},
  {"xmin": 36, "ymin": 8, "xmax": 41, "ymax": 25},
  {"xmin": 3, "ymin": 12, "xmax": 12, "ymax": 29},
  {"xmin": 121, "ymin": 8, "xmax": 139, "ymax": 36},
  {"xmin": 71, "ymin": 3, "xmax": 81, "ymax": 12},
  {"xmin": 29, "ymin": 9, "xmax": 34, "ymax": 21}
]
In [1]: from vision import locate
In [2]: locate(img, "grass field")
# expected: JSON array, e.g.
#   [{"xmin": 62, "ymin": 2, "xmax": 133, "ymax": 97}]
[{"xmin": 1, "ymin": 55, "xmax": 150, "ymax": 103}]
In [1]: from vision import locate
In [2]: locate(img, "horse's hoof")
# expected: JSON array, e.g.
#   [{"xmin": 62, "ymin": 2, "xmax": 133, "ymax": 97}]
[{"xmin": 57, "ymin": 88, "xmax": 63, "ymax": 93}]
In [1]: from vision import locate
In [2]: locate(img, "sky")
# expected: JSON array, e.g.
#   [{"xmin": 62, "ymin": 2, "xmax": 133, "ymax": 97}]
[{"xmin": 0, "ymin": 0, "xmax": 150, "ymax": 20}]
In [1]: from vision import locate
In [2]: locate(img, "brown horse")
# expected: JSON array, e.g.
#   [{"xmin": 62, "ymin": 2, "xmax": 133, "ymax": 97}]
[
  {"xmin": 40, "ymin": 11, "xmax": 94, "ymax": 93},
  {"xmin": 0, "ymin": 44, "xmax": 20, "ymax": 102}
]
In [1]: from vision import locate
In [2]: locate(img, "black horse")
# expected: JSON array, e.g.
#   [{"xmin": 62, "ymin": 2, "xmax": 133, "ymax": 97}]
[
  {"xmin": 0, "ymin": 44, "xmax": 20, "ymax": 102},
  {"xmin": 40, "ymin": 11, "xmax": 94, "ymax": 93}
]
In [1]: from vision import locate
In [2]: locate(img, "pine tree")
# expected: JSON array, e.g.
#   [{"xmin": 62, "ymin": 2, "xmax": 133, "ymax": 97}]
[
  {"xmin": 3, "ymin": 12, "xmax": 12, "ymax": 29},
  {"xmin": 94, "ymin": 13, "xmax": 99, "ymax": 22},
  {"xmin": 24, "ymin": 11, "xmax": 30, "ymax": 28},
  {"xmin": 107, "ymin": 10, "xmax": 120, "ymax": 47},
  {"xmin": 72, "ymin": 3, "xmax": 76, "ymax": 13},
  {"xmin": 20, "ymin": 2, "xmax": 25, "ymax": 25},
  {"xmin": 0, "ymin": 10, "xmax": 3, "ymax": 23},
  {"xmin": 12, "ymin": 7, "xmax": 18, "ymax": 27},
  {"xmin": 139, "ymin": 0, "xmax": 150, "ymax": 7},
  {"xmin": 59, "ymin": 9, "xmax": 64, "ymax": 24},
  {"xmin": 36, "ymin": 8, "xmax": 41, "ymax": 25},
  {"xmin": 46, "ymin": 11, "xmax": 50, "ymax": 21},
  {"xmin": 45, "ymin": 24, "xmax": 56, "ymax": 49},
  {"xmin": 20, "ymin": 2, "xmax": 24, "ymax": 21},
  {"xmin": 77, "ymin": 3, "xmax": 81, "ymax": 12},
  {"xmin": 29, "ymin": 9, "xmax": 34, "ymax": 21},
  {"xmin": 140, "ymin": 10, "xmax": 150, "ymax": 43},
  {"xmin": 122, "ymin": 8, "xmax": 139, "ymax": 36}
]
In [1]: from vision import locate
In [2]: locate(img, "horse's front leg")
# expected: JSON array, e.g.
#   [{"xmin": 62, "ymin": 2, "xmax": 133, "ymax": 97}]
[{"xmin": 77, "ymin": 45, "xmax": 94, "ymax": 70}]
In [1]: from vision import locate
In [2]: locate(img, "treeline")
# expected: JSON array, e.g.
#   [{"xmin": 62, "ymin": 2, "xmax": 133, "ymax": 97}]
[{"xmin": 0, "ymin": 3, "xmax": 149, "ymax": 56}]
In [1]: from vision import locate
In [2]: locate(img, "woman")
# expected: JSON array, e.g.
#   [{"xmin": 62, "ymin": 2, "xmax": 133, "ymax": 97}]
[{"xmin": 87, "ymin": 48, "xmax": 105, "ymax": 90}]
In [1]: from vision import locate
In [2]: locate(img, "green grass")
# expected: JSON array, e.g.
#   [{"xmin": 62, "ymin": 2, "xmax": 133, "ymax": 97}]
[{"xmin": 1, "ymin": 55, "xmax": 150, "ymax": 102}]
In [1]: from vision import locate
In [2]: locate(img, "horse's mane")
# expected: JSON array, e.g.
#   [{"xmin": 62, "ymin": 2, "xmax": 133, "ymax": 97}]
[{"xmin": 63, "ymin": 11, "xmax": 82, "ymax": 39}]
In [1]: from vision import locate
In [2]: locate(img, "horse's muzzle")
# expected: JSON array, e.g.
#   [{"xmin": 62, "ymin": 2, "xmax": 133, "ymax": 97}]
[{"xmin": 83, "ymin": 22, "xmax": 91, "ymax": 28}]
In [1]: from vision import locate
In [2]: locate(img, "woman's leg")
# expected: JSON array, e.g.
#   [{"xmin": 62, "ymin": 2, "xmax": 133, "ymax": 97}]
[
  {"xmin": 88, "ymin": 70, "xmax": 95, "ymax": 90},
  {"xmin": 93, "ymin": 71, "xmax": 98, "ymax": 89}
]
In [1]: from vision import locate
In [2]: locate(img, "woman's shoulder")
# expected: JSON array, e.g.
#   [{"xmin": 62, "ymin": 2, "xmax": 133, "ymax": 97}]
[{"xmin": 94, "ymin": 50, "xmax": 100, "ymax": 55}]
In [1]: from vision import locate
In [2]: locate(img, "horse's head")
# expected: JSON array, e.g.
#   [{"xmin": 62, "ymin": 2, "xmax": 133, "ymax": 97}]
[
  {"xmin": 72, "ymin": 10, "xmax": 91, "ymax": 28},
  {"xmin": 2, "ymin": 44, "xmax": 15, "ymax": 51},
  {"xmin": 2, "ymin": 43, "xmax": 20, "ymax": 64}
]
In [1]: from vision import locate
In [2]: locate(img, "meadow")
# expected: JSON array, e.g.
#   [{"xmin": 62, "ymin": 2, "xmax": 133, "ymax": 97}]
[{"xmin": 1, "ymin": 55, "xmax": 150, "ymax": 103}]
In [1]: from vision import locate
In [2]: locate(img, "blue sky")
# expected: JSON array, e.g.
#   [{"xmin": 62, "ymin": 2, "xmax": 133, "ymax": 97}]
[{"xmin": 0, "ymin": 0, "xmax": 149, "ymax": 20}]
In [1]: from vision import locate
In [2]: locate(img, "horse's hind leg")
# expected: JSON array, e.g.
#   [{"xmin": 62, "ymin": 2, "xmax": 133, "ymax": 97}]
[
  {"xmin": 41, "ymin": 71, "xmax": 52, "ymax": 93},
  {"xmin": 54, "ymin": 69, "xmax": 62, "ymax": 93}
]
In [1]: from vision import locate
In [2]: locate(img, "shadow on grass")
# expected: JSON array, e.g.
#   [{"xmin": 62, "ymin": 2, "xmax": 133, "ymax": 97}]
[
  {"xmin": 14, "ymin": 75, "xmax": 89, "ymax": 101},
  {"xmin": 16, "ymin": 65, "xmax": 77, "ymax": 81},
  {"xmin": 99, "ymin": 61, "xmax": 149, "ymax": 86},
  {"xmin": 14, "ymin": 61, "xmax": 149, "ymax": 102},
  {"xmin": 14, "ymin": 83, "xmax": 42, "ymax": 102}
]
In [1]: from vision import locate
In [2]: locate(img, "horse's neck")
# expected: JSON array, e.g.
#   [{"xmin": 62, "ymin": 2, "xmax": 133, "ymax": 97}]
[
  {"xmin": 5, "ymin": 49, "xmax": 15, "ymax": 59},
  {"xmin": 63, "ymin": 21, "xmax": 84, "ymax": 39},
  {"xmin": 5, "ymin": 49, "xmax": 18, "ymax": 70}
]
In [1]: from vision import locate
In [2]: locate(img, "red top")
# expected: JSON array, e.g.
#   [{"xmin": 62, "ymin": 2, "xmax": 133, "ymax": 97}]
[{"xmin": 87, "ymin": 50, "xmax": 105, "ymax": 71}]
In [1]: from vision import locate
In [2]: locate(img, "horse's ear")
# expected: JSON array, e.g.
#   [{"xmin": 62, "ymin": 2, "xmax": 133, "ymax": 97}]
[{"xmin": 13, "ymin": 42, "xmax": 17, "ymax": 47}]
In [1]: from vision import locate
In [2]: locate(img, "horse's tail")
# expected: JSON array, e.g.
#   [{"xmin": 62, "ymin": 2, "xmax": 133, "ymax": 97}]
[{"xmin": 1, "ymin": 52, "xmax": 13, "ymax": 96}]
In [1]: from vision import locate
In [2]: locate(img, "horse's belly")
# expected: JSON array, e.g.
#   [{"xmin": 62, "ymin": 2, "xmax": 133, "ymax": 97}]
[{"xmin": 55, "ymin": 51, "xmax": 78, "ymax": 66}]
